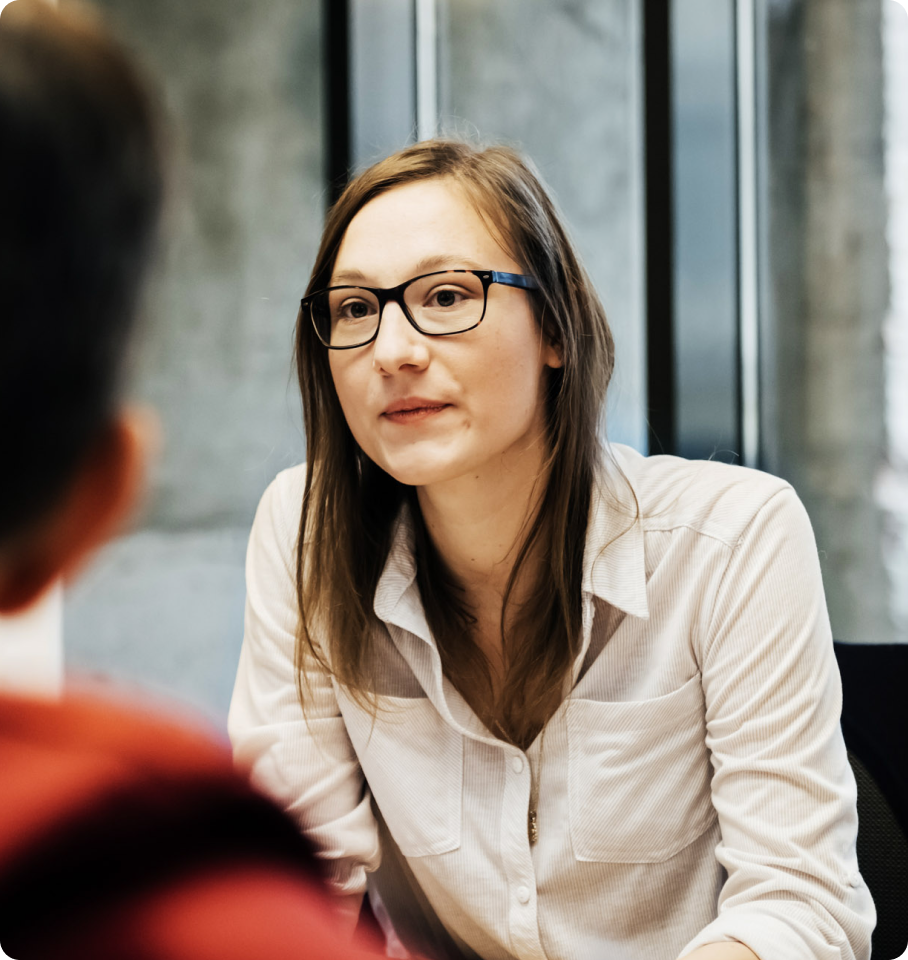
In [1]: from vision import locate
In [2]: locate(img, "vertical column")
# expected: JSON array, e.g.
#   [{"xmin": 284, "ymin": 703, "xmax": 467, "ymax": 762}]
[
  {"xmin": 349, "ymin": 0, "xmax": 416, "ymax": 170},
  {"xmin": 736, "ymin": 0, "xmax": 760, "ymax": 468},
  {"xmin": 324, "ymin": 0, "xmax": 352, "ymax": 204},
  {"xmin": 764, "ymin": 0, "xmax": 891, "ymax": 642},
  {"xmin": 415, "ymin": 0, "xmax": 438, "ymax": 141},
  {"xmin": 672, "ymin": 0, "xmax": 739, "ymax": 462},
  {"xmin": 643, "ymin": 0, "xmax": 676, "ymax": 454},
  {"xmin": 880, "ymin": 0, "xmax": 908, "ymax": 640}
]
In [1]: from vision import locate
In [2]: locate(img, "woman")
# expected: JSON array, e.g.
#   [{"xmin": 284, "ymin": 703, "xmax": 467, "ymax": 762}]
[{"xmin": 229, "ymin": 140, "xmax": 873, "ymax": 960}]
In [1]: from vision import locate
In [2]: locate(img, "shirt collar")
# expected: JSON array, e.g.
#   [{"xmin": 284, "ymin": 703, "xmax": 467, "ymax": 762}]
[
  {"xmin": 582, "ymin": 446, "xmax": 650, "ymax": 620},
  {"xmin": 373, "ymin": 447, "xmax": 650, "ymax": 639},
  {"xmin": 372, "ymin": 507, "xmax": 431, "ymax": 642}
]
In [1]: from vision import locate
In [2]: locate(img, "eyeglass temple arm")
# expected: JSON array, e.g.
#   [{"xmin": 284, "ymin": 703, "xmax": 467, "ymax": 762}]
[{"xmin": 490, "ymin": 271, "xmax": 540, "ymax": 291}]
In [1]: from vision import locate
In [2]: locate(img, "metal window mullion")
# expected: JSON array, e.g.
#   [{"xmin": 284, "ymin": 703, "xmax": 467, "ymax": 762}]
[
  {"xmin": 644, "ymin": 0, "xmax": 676, "ymax": 455},
  {"xmin": 415, "ymin": 0, "xmax": 438, "ymax": 140},
  {"xmin": 736, "ymin": 0, "xmax": 760, "ymax": 468}
]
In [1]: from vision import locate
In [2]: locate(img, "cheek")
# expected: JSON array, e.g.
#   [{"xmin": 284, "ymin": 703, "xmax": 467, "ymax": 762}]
[
  {"xmin": 327, "ymin": 354, "xmax": 343, "ymax": 396},
  {"xmin": 479, "ymin": 326, "xmax": 547, "ymax": 407},
  {"xmin": 329, "ymin": 353, "xmax": 356, "ymax": 403},
  {"xmin": 328, "ymin": 357, "xmax": 364, "ymax": 431}
]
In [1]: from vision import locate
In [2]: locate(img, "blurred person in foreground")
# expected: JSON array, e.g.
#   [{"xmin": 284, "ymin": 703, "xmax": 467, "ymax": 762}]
[{"xmin": 0, "ymin": 3, "xmax": 382, "ymax": 957}]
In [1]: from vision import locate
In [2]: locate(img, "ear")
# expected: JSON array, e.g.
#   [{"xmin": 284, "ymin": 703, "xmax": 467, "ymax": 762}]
[
  {"xmin": 534, "ymin": 302, "xmax": 563, "ymax": 370},
  {"xmin": 543, "ymin": 337, "xmax": 564, "ymax": 370},
  {"xmin": 0, "ymin": 408, "xmax": 157, "ymax": 615}
]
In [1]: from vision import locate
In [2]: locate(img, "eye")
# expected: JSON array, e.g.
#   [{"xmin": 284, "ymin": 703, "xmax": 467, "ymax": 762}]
[
  {"xmin": 337, "ymin": 298, "xmax": 374, "ymax": 321},
  {"xmin": 438, "ymin": 289, "xmax": 459, "ymax": 307},
  {"xmin": 426, "ymin": 286, "xmax": 469, "ymax": 309}
]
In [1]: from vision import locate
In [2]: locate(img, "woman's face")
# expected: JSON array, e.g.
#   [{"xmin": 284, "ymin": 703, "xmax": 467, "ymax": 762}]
[{"xmin": 327, "ymin": 178, "xmax": 561, "ymax": 491}]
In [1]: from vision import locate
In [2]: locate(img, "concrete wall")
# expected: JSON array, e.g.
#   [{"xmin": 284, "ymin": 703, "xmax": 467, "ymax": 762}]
[
  {"xmin": 61, "ymin": 0, "xmax": 324, "ymax": 723},
  {"xmin": 764, "ymin": 0, "xmax": 895, "ymax": 643}
]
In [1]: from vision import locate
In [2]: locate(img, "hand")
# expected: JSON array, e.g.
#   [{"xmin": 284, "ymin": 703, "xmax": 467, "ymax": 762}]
[{"xmin": 681, "ymin": 943, "xmax": 761, "ymax": 960}]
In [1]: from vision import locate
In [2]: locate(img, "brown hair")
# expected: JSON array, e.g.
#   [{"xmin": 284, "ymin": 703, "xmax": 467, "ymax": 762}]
[{"xmin": 294, "ymin": 140, "xmax": 614, "ymax": 748}]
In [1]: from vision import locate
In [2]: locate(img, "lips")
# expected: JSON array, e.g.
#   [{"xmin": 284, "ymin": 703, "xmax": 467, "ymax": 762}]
[
  {"xmin": 383, "ymin": 396, "xmax": 448, "ymax": 415},
  {"xmin": 381, "ymin": 397, "xmax": 451, "ymax": 423}
]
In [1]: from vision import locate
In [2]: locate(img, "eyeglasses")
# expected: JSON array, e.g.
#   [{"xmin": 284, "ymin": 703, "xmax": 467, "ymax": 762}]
[{"xmin": 302, "ymin": 269, "xmax": 540, "ymax": 349}]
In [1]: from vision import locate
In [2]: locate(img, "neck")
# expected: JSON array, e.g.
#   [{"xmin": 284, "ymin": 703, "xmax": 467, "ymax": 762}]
[{"xmin": 415, "ymin": 443, "xmax": 550, "ymax": 615}]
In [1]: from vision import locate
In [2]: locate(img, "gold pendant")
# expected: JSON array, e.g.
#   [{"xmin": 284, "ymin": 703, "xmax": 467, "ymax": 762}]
[{"xmin": 528, "ymin": 810, "xmax": 538, "ymax": 845}]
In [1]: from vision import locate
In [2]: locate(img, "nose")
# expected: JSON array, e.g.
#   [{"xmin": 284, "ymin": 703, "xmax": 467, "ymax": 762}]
[{"xmin": 371, "ymin": 299, "xmax": 429, "ymax": 374}]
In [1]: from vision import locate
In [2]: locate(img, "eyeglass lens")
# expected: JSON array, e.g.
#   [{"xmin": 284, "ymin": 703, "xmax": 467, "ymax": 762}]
[{"xmin": 312, "ymin": 271, "xmax": 486, "ymax": 347}]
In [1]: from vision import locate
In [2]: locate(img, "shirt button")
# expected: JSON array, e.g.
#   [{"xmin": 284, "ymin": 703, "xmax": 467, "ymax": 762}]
[
  {"xmin": 511, "ymin": 756, "xmax": 524, "ymax": 774},
  {"xmin": 516, "ymin": 886, "xmax": 530, "ymax": 904}
]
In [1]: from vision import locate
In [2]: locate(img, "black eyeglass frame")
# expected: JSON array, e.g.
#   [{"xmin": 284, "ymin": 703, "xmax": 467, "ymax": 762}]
[{"xmin": 302, "ymin": 269, "xmax": 540, "ymax": 349}]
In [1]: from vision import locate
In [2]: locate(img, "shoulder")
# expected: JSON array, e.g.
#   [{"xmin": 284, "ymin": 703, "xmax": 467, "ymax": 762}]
[
  {"xmin": 0, "ymin": 690, "xmax": 229, "ymax": 892},
  {"xmin": 248, "ymin": 463, "xmax": 308, "ymax": 558},
  {"xmin": 606, "ymin": 443, "xmax": 798, "ymax": 549},
  {"xmin": 0, "ymin": 689, "xmax": 231, "ymax": 785},
  {"xmin": 0, "ymin": 691, "xmax": 339, "ymax": 958},
  {"xmin": 257, "ymin": 462, "xmax": 308, "ymax": 524}
]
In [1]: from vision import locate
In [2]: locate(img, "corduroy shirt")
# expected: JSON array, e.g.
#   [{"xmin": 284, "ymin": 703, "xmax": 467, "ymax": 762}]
[{"xmin": 229, "ymin": 444, "xmax": 874, "ymax": 960}]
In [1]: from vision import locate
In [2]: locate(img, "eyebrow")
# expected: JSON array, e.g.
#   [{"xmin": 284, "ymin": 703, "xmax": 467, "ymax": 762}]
[{"xmin": 331, "ymin": 254, "xmax": 486, "ymax": 287}]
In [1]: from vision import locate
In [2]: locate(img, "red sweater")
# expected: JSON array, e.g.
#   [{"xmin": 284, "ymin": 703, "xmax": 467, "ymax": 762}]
[{"xmin": 0, "ymin": 690, "xmax": 383, "ymax": 960}]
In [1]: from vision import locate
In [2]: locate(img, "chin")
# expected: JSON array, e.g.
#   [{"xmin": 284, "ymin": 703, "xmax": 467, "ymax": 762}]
[
  {"xmin": 369, "ymin": 451, "xmax": 468, "ymax": 489},
  {"xmin": 378, "ymin": 463, "xmax": 450, "ymax": 488}
]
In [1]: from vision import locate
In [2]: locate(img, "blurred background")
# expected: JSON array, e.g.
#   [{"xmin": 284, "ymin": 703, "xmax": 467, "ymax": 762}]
[{"xmin": 54, "ymin": 0, "xmax": 906, "ymax": 725}]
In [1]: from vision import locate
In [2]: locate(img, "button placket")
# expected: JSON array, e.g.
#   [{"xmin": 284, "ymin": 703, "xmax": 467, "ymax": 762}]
[{"xmin": 500, "ymin": 747, "xmax": 546, "ymax": 959}]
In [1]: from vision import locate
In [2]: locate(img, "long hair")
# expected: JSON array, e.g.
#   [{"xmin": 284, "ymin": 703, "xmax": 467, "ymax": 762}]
[{"xmin": 295, "ymin": 140, "xmax": 614, "ymax": 748}]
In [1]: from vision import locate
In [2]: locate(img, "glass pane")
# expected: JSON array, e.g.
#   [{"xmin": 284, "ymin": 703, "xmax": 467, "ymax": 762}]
[
  {"xmin": 758, "ymin": 0, "xmax": 907, "ymax": 643},
  {"xmin": 672, "ymin": 0, "xmax": 739, "ymax": 462},
  {"xmin": 437, "ymin": 0, "xmax": 647, "ymax": 452},
  {"xmin": 350, "ymin": 0, "xmax": 416, "ymax": 168}
]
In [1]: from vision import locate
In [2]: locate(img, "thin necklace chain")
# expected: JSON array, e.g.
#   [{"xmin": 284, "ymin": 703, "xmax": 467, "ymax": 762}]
[{"xmin": 528, "ymin": 728, "xmax": 546, "ymax": 845}]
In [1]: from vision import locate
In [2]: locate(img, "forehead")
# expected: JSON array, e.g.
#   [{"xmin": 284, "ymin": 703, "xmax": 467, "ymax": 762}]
[{"xmin": 332, "ymin": 178, "xmax": 518, "ymax": 286}]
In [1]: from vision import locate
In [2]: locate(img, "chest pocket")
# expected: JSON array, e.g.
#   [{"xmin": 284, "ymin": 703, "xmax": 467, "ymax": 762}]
[
  {"xmin": 341, "ymin": 695, "xmax": 463, "ymax": 858},
  {"xmin": 566, "ymin": 674, "xmax": 715, "ymax": 863}
]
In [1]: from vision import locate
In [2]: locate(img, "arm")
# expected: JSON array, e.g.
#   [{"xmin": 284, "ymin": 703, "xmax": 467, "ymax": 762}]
[
  {"xmin": 227, "ymin": 467, "xmax": 380, "ymax": 916},
  {"xmin": 679, "ymin": 486, "xmax": 874, "ymax": 960}
]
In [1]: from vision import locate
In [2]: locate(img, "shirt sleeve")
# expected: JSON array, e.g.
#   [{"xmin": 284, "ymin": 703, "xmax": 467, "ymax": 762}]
[
  {"xmin": 680, "ymin": 485, "xmax": 875, "ymax": 960},
  {"xmin": 227, "ymin": 467, "xmax": 381, "ymax": 900}
]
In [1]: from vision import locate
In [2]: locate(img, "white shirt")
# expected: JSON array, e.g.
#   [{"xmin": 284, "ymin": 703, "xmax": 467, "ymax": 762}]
[
  {"xmin": 0, "ymin": 582, "xmax": 63, "ymax": 698},
  {"xmin": 228, "ymin": 444, "xmax": 874, "ymax": 960}
]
